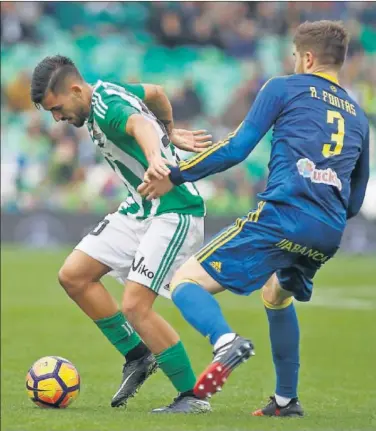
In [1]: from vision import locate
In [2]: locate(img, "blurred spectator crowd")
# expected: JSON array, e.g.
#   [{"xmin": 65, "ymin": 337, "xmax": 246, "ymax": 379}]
[{"xmin": 1, "ymin": 1, "xmax": 375, "ymax": 217}]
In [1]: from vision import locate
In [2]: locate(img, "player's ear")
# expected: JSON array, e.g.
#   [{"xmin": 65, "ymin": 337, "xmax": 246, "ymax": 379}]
[
  {"xmin": 305, "ymin": 51, "xmax": 314, "ymax": 71},
  {"xmin": 71, "ymin": 84, "xmax": 83, "ymax": 98}
]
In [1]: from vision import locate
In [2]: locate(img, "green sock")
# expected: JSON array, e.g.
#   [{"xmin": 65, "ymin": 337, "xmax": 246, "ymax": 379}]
[
  {"xmin": 95, "ymin": 311, "xmax": 141, "ymax": 356},
  {"xmin": 155, "ymin": 341, "xmax": 196, "ymax": 393}
]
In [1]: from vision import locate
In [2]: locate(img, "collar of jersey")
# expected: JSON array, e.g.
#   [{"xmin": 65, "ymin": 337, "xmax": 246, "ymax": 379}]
[
  {"xmin": 88, "ymin": 80, "xmax": 103, "ymax": 122},
  {"xmin": 313, "ymin": 72, "xmax": 339, "ymax": 85}
]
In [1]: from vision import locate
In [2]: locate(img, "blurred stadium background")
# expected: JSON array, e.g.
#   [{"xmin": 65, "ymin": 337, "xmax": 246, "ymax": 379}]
[{"xmin": 1, "ymin": 1, "xmax": 375, "ymax": 250}]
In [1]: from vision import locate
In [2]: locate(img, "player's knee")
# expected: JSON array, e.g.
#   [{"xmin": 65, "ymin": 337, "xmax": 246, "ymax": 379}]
[
  {"xmin": 57, "ymin": 266, "xmax": 87, "ymax": 297},
  {"xmin": 121, "ymin": 287, "xmax": 153, "ymax": 320},
  {"xmin": 170, "ymin": 268, "xmax": 189, "ymax": 289},
  {"xmin": 121, "ymin": 297, "xmax": 150, "ymax": 321},
  {"xmin": 262, "ymin": 276, "xmax": 286, "ymax": 306},
  {"xmin": 262, "ymin": 286, "xmax": 281, "ymax": 306},
  {"xmin": 262, "ymin": 275, "xmax": 292, "ymax": 307},
  {"xmin": 170, "ymin": 258, "xmax": 197, "ymax": 292}
]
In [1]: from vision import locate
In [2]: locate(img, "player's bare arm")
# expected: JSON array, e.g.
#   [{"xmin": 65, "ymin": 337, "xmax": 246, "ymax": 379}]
[
  {"xmin": 142, "ymin": 84, "xmax": 174, "ymax": 136},
  {"xmin": 142, "ymin": 84, "xmax": 213, "ymax": 153},
  {"xmin": 126, "ymin": 114, "xmax": 171, "ymax": 180}
]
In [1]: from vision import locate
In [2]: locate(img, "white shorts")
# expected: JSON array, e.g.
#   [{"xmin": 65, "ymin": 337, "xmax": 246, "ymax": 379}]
[{"xmin": 75, "ymin": 212, "xmax": 204, "ymax": 299}]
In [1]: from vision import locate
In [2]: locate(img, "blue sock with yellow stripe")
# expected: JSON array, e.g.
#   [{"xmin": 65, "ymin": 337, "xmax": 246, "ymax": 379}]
[
  {"xmin": 172, "ymin": 281, "xmax": 233, "ymax": 345},
  {"xmin": 263, "ymin": 295, "xmax": 300, "ymax": 399}
]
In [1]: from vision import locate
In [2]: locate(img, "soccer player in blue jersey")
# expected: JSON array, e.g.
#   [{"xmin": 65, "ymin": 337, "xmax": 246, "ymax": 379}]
[{"xmin": 138, "ymin": 20, "xmax": 370, "ymax": 416}]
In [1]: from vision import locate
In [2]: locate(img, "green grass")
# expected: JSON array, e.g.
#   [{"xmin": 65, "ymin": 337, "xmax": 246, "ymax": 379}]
[{"xmin": 1, "ymin": 246, "xmax": 376, "ymax": 431}]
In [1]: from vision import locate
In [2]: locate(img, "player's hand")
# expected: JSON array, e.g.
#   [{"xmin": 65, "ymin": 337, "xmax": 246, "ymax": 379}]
[
  {"xmin": 138, "ymin": 176, "xmax": 174, "ymax": 200},
  {"xmin": 146, "ymin": 155, "xmax": 171, "ymax": 180},
  {"xmin": 170, "ymin": 129, "xmax": 212, "ymax": 153}
]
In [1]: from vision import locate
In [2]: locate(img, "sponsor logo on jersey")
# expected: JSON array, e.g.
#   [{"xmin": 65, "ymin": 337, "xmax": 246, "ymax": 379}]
[
  {"xmin": 131, "ymin": 256, "xmax": 155, "ymax": 279},
  {"xmin": 297, "ymin": 158, "xmax": 342, "ymax": 191}
]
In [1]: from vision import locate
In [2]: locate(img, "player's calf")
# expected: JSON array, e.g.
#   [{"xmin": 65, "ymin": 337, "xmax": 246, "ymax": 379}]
[
  {"xmin": 122, "ymin": 281, "xmax": 205, "ymax": 410},
  {"xmin": 121, "ymin": 281, "xmax": 180, "ymax": 352},
  {"xmin": 171, "ymin": 258, "xmax": 255, "ymax": 399},
  {"xmin": 59, "ymin": 252, "xmax": 157, "ymax": 408},
  {"xmin": 121, "ymin": 287, "xmax": 153, "ymax": 326},
  {"xmin": 262, "ymin": 273, "xmax": 301, "ymax": 415}
]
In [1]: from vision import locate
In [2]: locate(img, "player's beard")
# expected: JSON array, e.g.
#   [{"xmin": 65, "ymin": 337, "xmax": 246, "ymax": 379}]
[{"xmin": 72, "ymin": 105, "xmax": 89, "ymax": 128}]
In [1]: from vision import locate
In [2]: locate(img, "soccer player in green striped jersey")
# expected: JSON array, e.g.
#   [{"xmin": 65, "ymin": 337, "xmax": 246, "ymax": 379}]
[{"xmin": 30, "ymin": 55, "xmax": 211, "ymax": 413}]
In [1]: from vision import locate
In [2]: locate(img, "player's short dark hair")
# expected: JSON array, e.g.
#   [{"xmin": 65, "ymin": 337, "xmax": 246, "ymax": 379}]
[
  {"xmin": 31, "ymin": 55, "xmax": 83, "ymax": 108},
  {"xmin": 294, "ymin": 20, "xmax": 350, "ymax": 69}
]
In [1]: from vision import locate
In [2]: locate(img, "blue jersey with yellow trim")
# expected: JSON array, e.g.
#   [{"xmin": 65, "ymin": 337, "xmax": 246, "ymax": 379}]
[{"xmin": 170, "ymin": 73, "xmax": 370, "ymax": 231}]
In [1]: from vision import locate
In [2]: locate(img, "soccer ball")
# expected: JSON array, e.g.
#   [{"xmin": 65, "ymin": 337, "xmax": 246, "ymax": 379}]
[{"xmin": 26, "ymin": 356, "xmax": 80, "ymax": 408}]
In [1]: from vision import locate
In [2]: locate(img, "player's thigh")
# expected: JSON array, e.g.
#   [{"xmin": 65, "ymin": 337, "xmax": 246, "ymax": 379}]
[
  {"xmin": 59, "ymin": 249, "xmax": 111, "ymax": 287},
  {"xmin": 171, "ymin": 255, "xmax": 225, "ymax": 295},
  {"xmin": 127, "ymin": 214, "xmax": 208, "ymax": 298},
  {"xmin": 193, "ymin": 206, "xmax": 289, "ymax": 296},
  {"xmin": 74, "ymin": 212, "xmax": 139, "ymax": 283}
]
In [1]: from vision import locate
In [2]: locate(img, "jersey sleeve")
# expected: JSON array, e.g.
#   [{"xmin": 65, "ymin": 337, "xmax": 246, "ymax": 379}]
[
  {"xmin": 347, "ymin": 125, "xmax": 370, "ymax": 219},
  {"xmin": 169, "ymin": 77, "xmax": 287, "ymax": 185},
  {"xmin": 92, "ymin": 96, "xmax": 139, "ymax": 135},
  {"xmin": 245, "ymin": 76, "xmax": 287, "ymax": 131},
  {"xmin": 112, "ymin": 82, "xmax": 145, "ymax": 100},
  {"xmin": 122, "ymin": 83, "xmax": 145, "ymax": 100}
]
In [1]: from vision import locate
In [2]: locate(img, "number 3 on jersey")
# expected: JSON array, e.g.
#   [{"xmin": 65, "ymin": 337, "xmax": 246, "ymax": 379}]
[{"xmin": 322, "ymin": 110, "xmax": 345, "ymax": 158}]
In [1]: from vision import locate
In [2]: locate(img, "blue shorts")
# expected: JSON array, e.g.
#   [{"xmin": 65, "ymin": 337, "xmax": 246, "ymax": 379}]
[{"xmin": 197, "ymin": 201, "xmax": 343, "ymax": 302}]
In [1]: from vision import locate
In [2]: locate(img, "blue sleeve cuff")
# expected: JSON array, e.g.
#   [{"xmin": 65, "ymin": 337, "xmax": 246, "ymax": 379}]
[{"xmin": 169, "ymin": 166, "xmax": 185, "ymax": 186}]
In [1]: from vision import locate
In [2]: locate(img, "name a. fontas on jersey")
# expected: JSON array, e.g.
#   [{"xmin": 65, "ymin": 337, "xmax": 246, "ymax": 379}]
[
  {"xmin": 169, "ymin": 73, "xmax": 369, "ymax": 231},
  {"xmin": 87, "ymin": 80, "xmax": 205, "ymax": 219}
]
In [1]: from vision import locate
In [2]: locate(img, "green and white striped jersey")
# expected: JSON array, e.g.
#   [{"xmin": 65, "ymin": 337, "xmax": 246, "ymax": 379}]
[{"xmin": 87, "ymin": 80, "xmax": 205, "ymax": 219}]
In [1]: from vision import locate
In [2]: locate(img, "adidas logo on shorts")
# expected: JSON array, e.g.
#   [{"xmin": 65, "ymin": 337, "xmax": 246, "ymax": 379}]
[{"xmin": 210, "ymin": 261, "xmax": 222, "ymax": 273}]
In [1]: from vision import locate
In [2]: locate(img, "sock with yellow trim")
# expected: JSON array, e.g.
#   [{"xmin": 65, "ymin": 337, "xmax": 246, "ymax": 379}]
[
  {"xmin": 172, "ymin": 281, "xmax": 233, "ymax": 345},
  {"xmin": 263, "ymin": 295, "xmax": 300, "ymax": 398}
]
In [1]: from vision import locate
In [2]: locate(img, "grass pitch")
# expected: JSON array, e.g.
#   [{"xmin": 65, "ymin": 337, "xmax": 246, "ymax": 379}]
[{"xmin": 1, "ymin": 246, "xmax": 376, "ymax": 431}]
